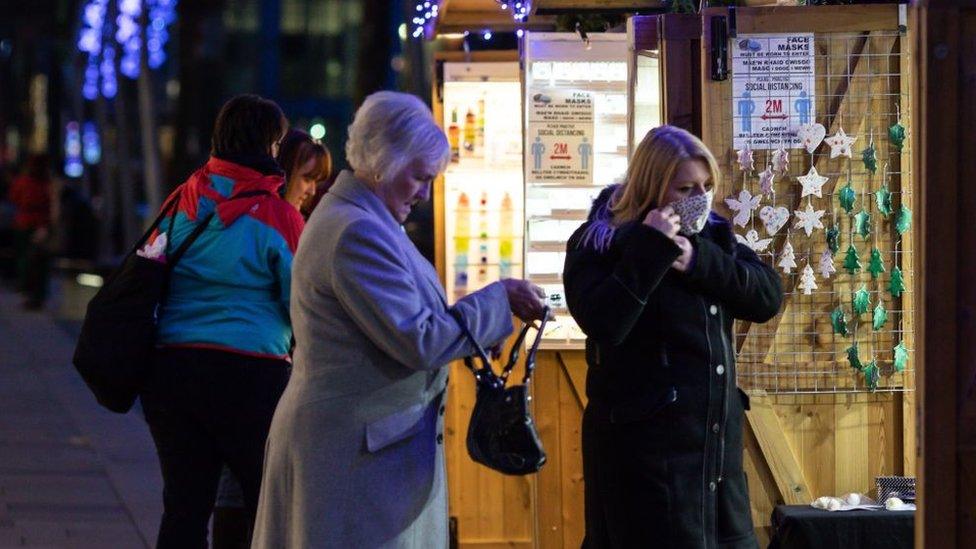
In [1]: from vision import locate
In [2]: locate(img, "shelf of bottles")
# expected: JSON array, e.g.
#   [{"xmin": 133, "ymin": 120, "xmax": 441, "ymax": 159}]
[
  {"xmin": 523, "ymin": 32, "xmax": 630, "ymax": 349},
  {"xmin": 442, "ymin": 62, "xmax": 525, "ymax": 304}
]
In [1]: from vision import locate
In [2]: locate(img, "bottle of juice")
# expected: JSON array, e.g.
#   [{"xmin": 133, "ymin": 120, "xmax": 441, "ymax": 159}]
[
  {"xmin": 499, "ymin": 192, "xmax": 514, "ymax": 278},
  {"xmin": 463, "ymin": 108, "xmax": 476, "ymax": 153},
  {"xmin": 448, "ymin": 109, "xmax": 460, "ymax": 163},
  {"xmin": 475, "ymin": 97, "xmax": 486, "ymax": 155},
  {"xmin": 453, "ymin": 192, "xmax": 470, "ymax": 300}
]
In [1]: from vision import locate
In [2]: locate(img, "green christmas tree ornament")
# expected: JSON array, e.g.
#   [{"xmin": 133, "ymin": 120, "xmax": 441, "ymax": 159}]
[
  {"xmin": 861, "ymin": 142, "xmax": 878, "ymax": 174},
  {"xmin": 853, "ymin": 285, "xmax": 871, "ymax": 315},
  {"xmin": 868, "ymin": 248, "xmax": 886, "ymax": 279},
  {"xmin": 838, "ymin": 181, "xmax": 857, "ymax": 214},
  {"xmin": 854, "ymin": 210, "xmax": 872, "ymax": 240},
  {"xmin": 896, "ymin": 204, "xmax": 913, "ymax": 235},
  {"xmin": 844, "ymin": 245, "xmax": 861, "ymax": 274},
  {"xmin": 863, "ymin": 360, "xmax": 880, "ymax": 391},
  {"xmin": 893, "ymin": 341, "xmax": 909, "ymax": 373},
  {"xmin": 832, "ymin": 307, "xmax": 850, "ymax": 336},
  {"xmin": 889, "ymin": 121, "xmax": 906, "ymax": 152},
  {"xmin": 847, "ymin": 344, "xmax": 862, "ymax": 371},
  {"xmin": 889, "ymin": 265, "xmax": 906, "ymax": 298},
  {"xmin": 875, "ymin": 184, "xmax": 893, "ymax": 218},
  {"xmin": 826, "ymin": 225, "xmax": 841, "ymax": 256},
  {"xmin": 873, "ymin": 300, "xmax": 888, "ymax": 330}
]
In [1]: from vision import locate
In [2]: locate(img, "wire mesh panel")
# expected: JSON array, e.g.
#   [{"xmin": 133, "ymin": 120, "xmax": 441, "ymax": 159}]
[{"xmin": 718, "ymin": 29, "xmax": 915, "ymax": 394}]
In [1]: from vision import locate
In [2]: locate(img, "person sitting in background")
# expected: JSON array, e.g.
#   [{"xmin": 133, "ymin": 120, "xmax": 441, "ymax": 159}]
[{"xmin": 139, "ymin": 94, "xmax": 304, "ymax": 549}]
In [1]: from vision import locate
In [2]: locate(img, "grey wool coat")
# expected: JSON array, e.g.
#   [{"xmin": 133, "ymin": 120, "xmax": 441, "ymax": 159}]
[{"xmin": 251, "ymin": 170, "xmax": 514, "ymax": 549}]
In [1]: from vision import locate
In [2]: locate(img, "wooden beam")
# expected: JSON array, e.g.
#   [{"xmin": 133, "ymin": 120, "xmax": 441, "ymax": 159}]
[
  {"xmin": 745, "ymin": 397, "xmax": 814, "ymax": 505},
  {"xmin": 558, "ymin": 352, "xmax": 589, "ymax": 408},
  {"xmin": 533, "ymin": 0, "xmax": 664, "ymax": 12}
]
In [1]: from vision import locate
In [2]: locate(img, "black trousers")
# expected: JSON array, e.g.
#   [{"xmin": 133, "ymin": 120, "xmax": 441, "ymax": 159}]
[{"xmin": 141, "ymin": 347, "xmax": 289, "ymax": 549}]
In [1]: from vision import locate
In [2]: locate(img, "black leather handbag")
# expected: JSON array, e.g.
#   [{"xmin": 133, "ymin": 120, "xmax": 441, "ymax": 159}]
[{"xmin": 450, "ymin": 308, "xmax": 550, "ymax": 476}]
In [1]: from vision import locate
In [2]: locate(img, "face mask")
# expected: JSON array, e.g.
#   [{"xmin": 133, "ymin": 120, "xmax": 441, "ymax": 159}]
[{"xmin": 671, "ymin": 190, "xmax": 713, "ymax": 235}]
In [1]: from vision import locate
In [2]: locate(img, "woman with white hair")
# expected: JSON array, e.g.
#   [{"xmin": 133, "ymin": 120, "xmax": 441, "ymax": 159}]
[{"xmin": 251, "ymin": 91, "xmax": 547, "ymax": 548}]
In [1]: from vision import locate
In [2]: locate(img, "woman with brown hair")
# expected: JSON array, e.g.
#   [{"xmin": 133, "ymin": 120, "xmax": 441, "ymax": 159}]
[
  {"xmin": 564, "ymin": 125, "xmax": 783, "ymax": 548},
  {"xmin": 276, "ymin": 129, "xmax": 333, "ymax": 216}
]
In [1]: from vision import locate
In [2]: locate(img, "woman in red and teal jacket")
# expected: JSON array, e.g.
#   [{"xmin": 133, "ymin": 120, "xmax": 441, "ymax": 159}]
[{"xmin": 139, "ymin": 94, "xmax": 304, "ymax": 548}]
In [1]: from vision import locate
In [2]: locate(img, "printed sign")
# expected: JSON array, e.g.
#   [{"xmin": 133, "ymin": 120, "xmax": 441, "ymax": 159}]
[
  {"xmin": 732, "ymin": 33, "xmax": 816, "ymax": 150},
  {"xmin": 525, "ymin": 89, "xmax": 595, "ymax": 185}
]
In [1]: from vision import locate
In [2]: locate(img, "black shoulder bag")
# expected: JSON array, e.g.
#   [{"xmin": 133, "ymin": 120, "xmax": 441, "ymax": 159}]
[
  {"xmin": 73, "ymin": 189, "xmax": 269, "ymax": 413},
  {"xmin": 450, "ymin": 308, "xmax": 551, "ymax": 476}
]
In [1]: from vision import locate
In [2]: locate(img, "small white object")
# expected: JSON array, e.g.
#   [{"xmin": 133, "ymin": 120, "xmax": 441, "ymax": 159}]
[
  {"xmin": 797, "ymin": 123, "xmax": 827, "ymax": 154},
  {"xmin": 136, "ymin": 232, "xmax": 168, "ymax": 261},
  {"xmin": 709, "ymin": 305, "xmax": 718, "ymax": 315},
  {"xmin": 725, "ymin": 189, "xmax": 762, "ymax": 228},
  {"xmin": 798, "ymin": 264, "xmax": 818, "ymax": 295},
  {"xmin": 716, "ymin": 364, "xmax": 725, "ymax": 375},
  {"xmin": 885, "ymin": 497, "xmax": 905, "ymax": 511},
  {"xmin": 759, "ymin": 165, "xmax": 776, "ymax": 196},
  {"xmin": 771, "ymin": 147, "xmax": 790, "ymax": 175},
  {"xmin": 825, "ymin": 127, "xmax": 858, "ymax": 159},
  {"xmin": 737, "ymin": 146, "xmax": 755, "ymax": 172},
  {"xmin": 793, "ymin": 203, "xmax": 826, "ymax": 237},
  {"xmin": 778, "ymin": 239, "xmax": 797, "ymax": 274},
  {"xmin": 760, "ymin": 205, "xmax": 789, "ymax": 237},
  {"xmin": 827, "ymin": 498, "xmax": 842, "ymax": 511},
  {"xmin": 797, "ymin": 166, "xmax": 830, "ymax": 199},
  {"xmin": 735, "ymin": 229, "xmax": 774, "ymax": 253}
]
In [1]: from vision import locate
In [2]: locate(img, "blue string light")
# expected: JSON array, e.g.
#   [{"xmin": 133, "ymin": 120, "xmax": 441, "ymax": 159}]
[
  {"xmin": 496, "ymin": 0, "xmax": 530, "ymax": 22},
  {"xmin": 411, "ymin": 0, "xmax": 439, "ymax": 39}
]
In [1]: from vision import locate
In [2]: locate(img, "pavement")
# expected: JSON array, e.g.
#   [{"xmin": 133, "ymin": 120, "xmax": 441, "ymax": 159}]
[{"xmin": 0, "ymin": 278, "xmax": 161, "ymax": 548}]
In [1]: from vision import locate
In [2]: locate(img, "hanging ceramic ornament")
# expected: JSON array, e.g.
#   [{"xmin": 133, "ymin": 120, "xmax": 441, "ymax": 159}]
[
  {"xmin": 778, "ymin": 239, "xmax": 797, "ymax": 274},
  {"xmin": 797, "ymin": 123, "xmax": 827, "ymax": 154},
  {"xmin": 825, "ymin": 128, "xmax": 857, "ymax": 159},
  {"xmin": 861, "ymin": 140, "xmax": 878, "ymax": 174},
  {"xmin": 863, "ymin": 360, "xmax": 880, "ymax": 391},
  {"xmin": 852, "ymin": 285, "xmax": 871, "ymax": 316},
  {"xmin": 875, "ymin": 184, "xmax": 893, "ymax": 218},
  {"xmin": 759, "ymin": 165, "xmax": 776, "ymax": 196},
  {"xmin": 854, "ymin": 210, "xmax": 872, "ymax": 240},
  {"xmin": 868, "ymin": 248, "xmax": 886, "ymax": 279},
  {"xmin": 893, "ymin": 341, "xmax": 909, "ymax": 373},
  {"xmin": 760, "ymin": 205, "xmax": 789, "ymax": 236},
  {"xmin": 798, "ymin": 166, "xmax": 830, "ymax": 199},
  {"xmin": 896, "ymin": 204, "xmax": 913, "ymax": 235},
  {"xmin": 798, "ymin": 264, "xmax": 818, "ymax": 295},
  {"xmin": 832, "ymin": 307, "xmax": 850, "ymax": 337},
  {"xmin": 889, "ymin": 121, "xmax": 907, "ymax": 152},
  {"xmin": 725, "ymin": 189, "xmax": 762, "ymax": 228},
  {"xmin": 844, "ymin": 245, "xmax": 861, "ymax": 274},
  {"xmin": 873, "ymin": 301, "xmax": 888, "ymax": 331},
  {"xmin": 818, "ymin": 250, "xmax": 836, "ymax": 279},
  {"xmin": 771, "ymin": 147, "xmax": 790, "ymax": 175},
  {"xmin": 889, "ymin": 265, "xmax": 906, "ymax": 298},
  {"xmin": 735, "ymin": 229, "xmax": 774, "ymax": 253},
  {"xmin": 847, "ymin": 343, "xmax": 862, "ymax": 370},
  {"xmin": 793, "ymin": 203, "xmax": 826, "ymax": 237},
  {"xmin": 826, "ymin": 224, "xmax": 841, "ymax": 256},
  {"xmin": 838, "ymin": 181, "xmax": 857, "ymax": 214},
  {"xmin": 737, "ymin": 146, "xmax": 755, "ymax": 173}
]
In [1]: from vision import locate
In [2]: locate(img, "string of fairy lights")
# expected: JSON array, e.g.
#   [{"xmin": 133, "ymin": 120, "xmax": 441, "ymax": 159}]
[{"xmin": 410, "ymin": 0, "xmax": 531, "ymax": 39}]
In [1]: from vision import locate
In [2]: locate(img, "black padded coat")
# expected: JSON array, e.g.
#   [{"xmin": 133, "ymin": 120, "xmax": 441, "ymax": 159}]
[{"xmin": 563, "ymin": 189, "xmax": 783, "ymax": 549}]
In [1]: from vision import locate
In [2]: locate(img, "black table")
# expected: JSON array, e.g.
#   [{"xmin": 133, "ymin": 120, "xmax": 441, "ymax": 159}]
[{"xmin": 769, "ymin": 504, "xmax": 914, "ymax": 549}]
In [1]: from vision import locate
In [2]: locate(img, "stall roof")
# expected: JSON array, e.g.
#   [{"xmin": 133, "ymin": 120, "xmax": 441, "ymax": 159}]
[
  {"xmin": 532, "ymin": 0, "xmax": 665, "ymax": 13},
  {"xmin": 434, "ymin": 0, "xmax": 556, "ymax": 34}
]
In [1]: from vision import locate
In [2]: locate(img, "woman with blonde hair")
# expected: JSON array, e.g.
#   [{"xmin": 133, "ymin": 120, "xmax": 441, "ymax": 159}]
[
  {"xmin": 564, "ymin": 125, "xmax": 783, "ymax": 548},
  {"xmin": 252, "ymin": 91, "xmax": 546, "ymax": 548}
]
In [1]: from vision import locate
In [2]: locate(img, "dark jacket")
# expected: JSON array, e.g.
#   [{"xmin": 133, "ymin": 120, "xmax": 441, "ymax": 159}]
[{"xmin": 563, "ymin": 186, "xmax": 782, "ymax": 549}]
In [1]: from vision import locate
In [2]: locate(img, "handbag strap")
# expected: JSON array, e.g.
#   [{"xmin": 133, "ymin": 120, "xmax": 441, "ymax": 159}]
[
  {"xmin": 449, "ymin": 307, "xmax": 551, "ymax": 387},
  {"xmin": 165, "ymin": 189, "xmax": 273, "ymax": 269}
]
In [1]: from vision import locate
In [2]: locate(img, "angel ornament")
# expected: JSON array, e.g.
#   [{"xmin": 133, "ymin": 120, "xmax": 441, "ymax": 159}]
[
  {"xmin": 725, "ymin": 189, "xmax": 762, "ymax": 228},
  {"xmin": 735, "ymin": 229, "xmax": 773, "ymax": 253}
]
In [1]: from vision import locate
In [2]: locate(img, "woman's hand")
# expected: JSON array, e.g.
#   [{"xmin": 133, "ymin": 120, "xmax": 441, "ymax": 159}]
[
  {"xmin": 671, "ymin": 235, "xmax": 696, "ymax": 272},
  {"xmin": 643, "ymin": 206, "xmax": 681, "ymax": 239},
  {"xmin": 500, "ymin": 279, "xmax": 547, "ymax": 322}
]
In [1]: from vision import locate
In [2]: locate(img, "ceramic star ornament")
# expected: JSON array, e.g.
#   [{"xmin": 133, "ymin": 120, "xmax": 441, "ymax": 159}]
[
  {"xmin": 818, "ymin": 250, "xmax": 836, "ymax": 279},
  {"xmin": 771, "ymin": 147, "xmax": 790, "ymax": 175},
  {"xmin": 725, "ymin": 189, "xmax": 762, "ymax": 227},
  {"xmin": 798, "ymin": 166, "xmax": 829, "ymax": 199},
  {"xmin": 737, "ymin": 146, "xmax": 755, "ymax": 173},
  {"xmin": 735, "ymin": 229, "xmax": 774, "ymax": 253},
  {"xmin": 759, "ymin": 165, "xmax": 776, "ymax": 196},
  {"xmin": 825, "ymin": 128, "xmax": 857, "ymax": 159},
  {"xmin": 793, "ymin": 203, "xmax": 826, "ymax": 237}
]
